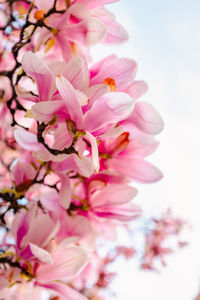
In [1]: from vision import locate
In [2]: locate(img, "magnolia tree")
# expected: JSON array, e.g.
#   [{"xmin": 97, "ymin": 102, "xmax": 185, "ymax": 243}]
[{"xmin": 0, "ymin": 1, "xmax": 186, "ymax": 299}]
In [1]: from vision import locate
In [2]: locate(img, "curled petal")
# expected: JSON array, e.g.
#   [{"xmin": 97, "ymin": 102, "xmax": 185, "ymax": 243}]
[
  {"xmin": 22, "ymin": 52, "xmax": 54, "ymax": 101},
  {"xmin": 29, "ymin": 243, "xmax": 53, "ymax": 264},
  {"xmin": 131, "ymin": 102, "xmax": 164, "ymax": 134}
]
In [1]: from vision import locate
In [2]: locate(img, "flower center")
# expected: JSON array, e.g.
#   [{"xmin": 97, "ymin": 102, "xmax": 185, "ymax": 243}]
[
  {"xmin": 71, "ymin": 42, "xmax": 78, "ymax": 55},
  {"xmin": 103, "ymin": 77, "xmax": 116, "ymax": 91},
  {"xmin": 114, "ymin": 132, "xmax": 129, "ymax": 153},
  {"xmin": 34, "ymin": 10, "xmax": 45, "ymax": 21}
]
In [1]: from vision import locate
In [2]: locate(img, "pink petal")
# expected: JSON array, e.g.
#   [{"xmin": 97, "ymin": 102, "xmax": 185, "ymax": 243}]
[
  {"xmin": 36, "ymin": 244, "xmax": 88, "ymax": 282},
  {"xmin": 86, "ymin": 84, "xmax": 110, "ymax": 107},
  {"xmin": 101, "ymin": 16, "xmax": 129, "ymax": 44},
  {"xmin": 22, "ymin": 52, "xmax": 54, "ymax": 101},
  {"xmin": 90, "ymin": 56, "xmax": 137, "ymax": 89},
  {"xmin": 58, "ymin": 174, "xmax": 72, "ymax": 209},
  {"xmin": 110, "ymin": 158, "xmax": 163, "ymax": 183},
  {"xmin": 52, "ymin": 123, "xmax": 73, "ymax": 150},
  {"xmin": 51, "ymin": 155, "xmax": 77, "ymax": 173},
  {"xmin": 12, "ymin": 203, "xmax": 37, "ymax": 249},
  {"xmin": 123, "ymin": 140, "xmax": 160, "ymax": 158},
  {"xmin": 76, "ymin": 90, "xmax": 89, "ymax": 106},
  {"xmin": 34, "ymin": 27, "xmax": 51, "ymax": 51},
  {"xmin": 55, "ymin": 75, "xmax": 83, "ymax": 127},
  {"xmin": 74, "ymin": 155, "xmax": 94, "ymax": 177},
  {"xmin": 55, "ymin": 33, "xmax": 72, "ymax": 62},
  {"xmin": 0, "ymin": 279, "xmax": 11, "ymax": 298},
  {"xmin": 40, "ymin": 189, "xmax": 63, "ymax": 215},
  {"xmin": 29, "ymin": 243, "xmax": 53, "ymax": 264},
  {"xmin": 131, "ymin": 101, "xmax": 164, "ymax": 134},
  {"xmin": 14, "ymin": 129, "xmax": 43, "ymax": 151},
  {"xmin": 52, "ymin": 155, "xmax": 94, "ymax": 177},
  {"xmin": 11, "ymin": 161, "xmax": 36, "ymax": 186},
  {"xmin": 124, "ymin": 80, "xmax": 148, "ymax": 99},
  {"xmin": 119, "ymin": 122, "xmax": 156, "ymax": 146},
  {"xmin": 63, "ymin": 57, "xmax": 89, "ymax": 91},
  {"xmin": 63, "ymin": 18, "xmax": 106, "ymax": 47},
  {"xmin": 15, "ymin": 85, "xmax": 39, "ymax": 103},
  {"xmin": 91, "ymin": 185, "xmax": 137, "ymax": 207},
  {"xmin": 21, "ymin": 214, "xmax": 59, "ymax": 249},
  {"xmin": 84, "ymin": 92, "xmax": 134, "ymax": 132},
  {"xmin": 38, "ymin": 282, "xmax": 87, "ymax": 300},
  {"xmin": 31, "ymin": 100, "xmax": 65, "ymax": 123},
  {"xmin": 85, "ymin": 131, "xmax": 99, "ymax": 172},
  {"xmin": 76, "ymin": 0, "xmax": 118, "ymax": 9},
  {"xmin": 34, "ymin": 0, "xmax": 54, "ymax": 11},
  {"xmin": 95, "ymin": 203, "xmax": 141, "ymax": 221}
]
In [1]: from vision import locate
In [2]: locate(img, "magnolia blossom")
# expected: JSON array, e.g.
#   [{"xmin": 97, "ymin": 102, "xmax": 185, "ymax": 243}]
[
  {"xmin": 32, "ymin": 0, "xmax": 127, "ymax": 61},
  {"xmin": 15, "ymin": 52, "xmax": 135, "ymax": 173},
  {"xmin": 1, "ymin": 204, "xmax": 88, "ymax": 299}
]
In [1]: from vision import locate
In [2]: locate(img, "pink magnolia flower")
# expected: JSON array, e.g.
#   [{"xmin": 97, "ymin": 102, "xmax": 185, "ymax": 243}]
[
  {"xmin": 11, "ymin": 203, "xmax": 60, "ymax": 262},
  {"xmin": 15, "ymin": 52, "xmax": 135, "ymax": 173},
  {"xmin": 90, "ymin": 54, "xmax": 164, "ymax": 143},
  {"xmin": 70, "ymin": 181, "xmax": 140, "ymax": 225},
  {"xmin": 75, "ymin": 1, "xmax": 129, "ymax": 45},
  {"xmin": 3, "ymin": 204, "xmax": 89, "ymax": 300},
  {"xmin": 35, "ymin": 238, "xmax": 88, "ymax": 300},
  {"xmin": 33, "ymin": 2, "xmax": 106, "ymax": 61},
  {"xmin": 99, "ymin": 132, "xmax": 163, "ymax": 183}
]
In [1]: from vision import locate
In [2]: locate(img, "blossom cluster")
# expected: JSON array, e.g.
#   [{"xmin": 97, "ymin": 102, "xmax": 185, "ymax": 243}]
[
  {"xmin": 0, "ymin": 0, "xmax": 184, "ymax": 299},
  {"xmin": 141, "ymin": 210, "xmax": 188, "ymax": 271}
]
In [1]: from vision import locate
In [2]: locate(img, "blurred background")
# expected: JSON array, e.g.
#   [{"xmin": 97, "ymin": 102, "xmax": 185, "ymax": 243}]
[{"xmin": 92, "ymin": 0, "xmax": 200, "ymax": 299}]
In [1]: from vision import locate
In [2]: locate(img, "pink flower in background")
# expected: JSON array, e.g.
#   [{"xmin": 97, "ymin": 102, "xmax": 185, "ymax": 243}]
[{"xmin": 141, "ymin": 210, "xmax": 187, "ymax": 271}]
